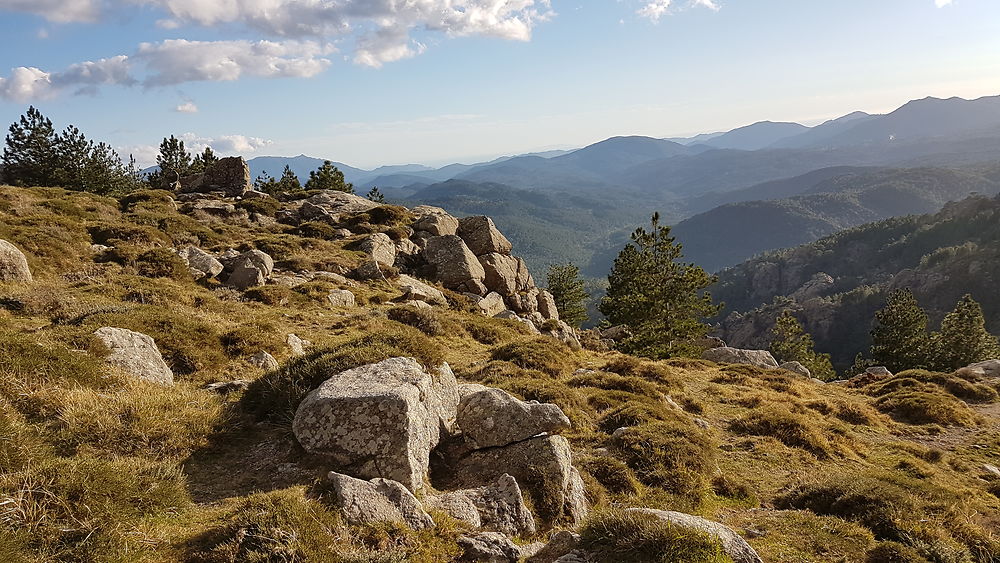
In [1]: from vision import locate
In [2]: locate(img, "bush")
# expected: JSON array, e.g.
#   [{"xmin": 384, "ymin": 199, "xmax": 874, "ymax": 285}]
[
  {"xmin": 241, "ymin": 324, "xmax": 444, "ymax": 422},
  {"xmin": 366, "ymin": 205, "xmax": 410, "ymax": 226},
  {"xmin": 610, "ymin": 421, "xmax": 715, "ymax": 498},
  {"xmin": 136, "ymin": 247, "xmax": 190, "ymax": 280},
  {"xmin": 490, "ymin": 338, "xmax": 572, "ymax": 377},
  {"xmin": 578, "ymin": 509, "xmax": 730, "ymax": 563},
  {"xmin": 387, "ymin": 306, "xmax": 444, "ymax": 336},
  {"xmin": 730, "ymin": 406, "xmax": 835, "ymax": 458},
  {"xmin": 873, "ymin": 391, "xmax": 980, "ymax": 427},
  {"xmin": 579, "ymin": 457, "xmax": 643, "ymax": 495},
  {"xmin": 295, "ymin": 221, "xmax": 338, "ymax": 240}
]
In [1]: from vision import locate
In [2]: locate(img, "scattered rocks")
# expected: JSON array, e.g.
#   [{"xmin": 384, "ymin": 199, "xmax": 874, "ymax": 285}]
[
  {"xmin": 292, "ymin": 357, "xmax": 459, "ymax": 491},
  {"xmin": 175, "ymin": 245, "xmax": 224, "ymax": 279},
  {"xmin": 325, "ymin": 471, "xmax": 434, "ymax": 530},
  {"xmin": 427, "ymin": 474, "xmax": 536, "ymax": 536},
  {"xmin": 458, "ymin": 216, "xmax": 512, "ymax": 256},
  {"xmin": 457, "ymin": 385, "xmax": 570, "ymax": 449},
  {"xmin": 624, "ymin": 508, "xmax": 763, "ymax": 563},
  {"xmin": 0, "ymin": 239, "xmax": 32, "ymax": 283},
  {"xmin": 249, "ymin": 351, "xmax": 279, "ymax": 371},
  {"xmin": 457, "ymin": 532, "xmax": 521, "ymax": 563},
  {"xmin": 702, "ymin": 347, "xmax": 779, "ymax": 369},
  {"xmin": 93, "ymin": 327, "xmax": 174, "ymax": 385},
  {"xmin": 327, "ymin": 289, "xmax": 356, "ymax": 308}
]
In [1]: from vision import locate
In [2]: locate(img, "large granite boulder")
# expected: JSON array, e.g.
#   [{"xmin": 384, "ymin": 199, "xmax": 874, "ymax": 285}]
[
  {"xmin": 359, "ymin": 233, "xmax": 396, "ymax": 266},
  {"xmin": 303, "ymin": 190, "xmax": 380, "ymax": 217},
  {"xmin": 412, "ymin": 206, "xmax": 460, "ymax": 236},
  {"xmin": 325, "ymin": 471, "xmax": 434, "ymax": 530},
  {"xmin": 423, "ymin": 235, "xmax": 487, "ymax": 293},
  {"xmin": 175, "ymin": 245, "xmax": 223, "ymax": 279},
  {"xmin": 0, "ymin": 240, "xmax": 32, "ymax": 283},
  {"xmin": 94, "ymin": 327, "xmax": 173, "ymax": 385},
  {"xmin": 426, "ymin": 473, "xmax": 536, "ymax": 536},
  {"xmin": 457, "ymin": 384, "xmax": 570, "ymax": 449},
  {"xmin": 779, "ymin": 361, "xmax": 811, "ymax": 378},
  {"xmin": 702, "ymin": 347, "xmax": 779, "ymax": 369},
  {"xmin": 179, "ymin": 156, "xmax": 251, "ymax": 197},
  {"xmin": 624, "ymin": 508, "xmax": 763, "ymax": 563},
  {"xmin": 479, "ymin": 253, "xmax": 520, "ymax": 296},
  {"xmin": 292, "ymin": 357, "xmax": 459, "ymax": 491},
  {"xmin": 965, "ymin": 360, "xmax": 1000, "ymax": 378},
  {"xmin": 477, "ymin": 292, "xmax": 507, "ymax": 317},
  {"xmin": 397, "ymin": 274, "xmax": 448, "ymax": 306},
  {"xmin": 536, "ymin": 290, "xmax": 559, "ymax": 321},
  {"xmin": 227, "ymin": 249, "xmax": 274, "ymax": 290},
  {"xmin": 447, "ymin": 435, "xmax": 588, "ymax": 526},
  {"xmin": 458, "ymin": 216, "xmax": 512, "ymax": 256}
]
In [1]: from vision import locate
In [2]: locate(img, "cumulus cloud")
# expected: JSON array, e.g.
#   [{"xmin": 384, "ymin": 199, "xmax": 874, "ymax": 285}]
[
  {"xmin": 0, "ymin": 67, "xmax": 54, "ymax": 102},
  {"xmin": 0, "ymin": 0, "xmax": 100, "ymax": 23},
  {"xmin": 174, "ymin": 101, "xmax": 198, "ymax": 113},
  {"xmin": 123, "ymin": 133, "xmax": 272, "ymax": 167},
  {"xmin": 354, "ymin": 26, "xmax": 426, "ymax": 68},
  {"xmin": 135, "ymin": 39, "xmax": 333, "ymax": 86}
]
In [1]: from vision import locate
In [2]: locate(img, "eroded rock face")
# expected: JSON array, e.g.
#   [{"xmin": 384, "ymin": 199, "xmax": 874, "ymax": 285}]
[
  {"xmin": 624, "ymin": 508, "xmax": 763, "ymax": 563},
  {"xmin": 326, "ymin": 471, "xmax": 434, "ymax": 530},
  {"xmin": 423, "ymin": 235, "xmax": 487, "ymax": 292},
  {"xmin": 536, "ymin": 290, "xmax": 559, "ymax": 321},
  {"xmin": 94, "ymin": 327, "xmax": 173, "ymax": 385},
  {"xmin": 702, "ymin": 347, "xmax": 779, "ymax": 369},
  {"xmin": 479, "ymin": 253, "xmax": 520, "ymax": 296},
  {"xmin": 447, "ymin": 435, "xmax": 588, "ymax": 526},
  {"xmin": 457, "ymin": 386, "xmax": 570, "ymax": 449},
  {"xmin": 292, "ymin": 357, "xmax": 459, "ymax": 491},
  {"xmin": 0, "ymin": 240, "xmax": 32, "ymax": 283},
  {"xmin": 458, "ymin": 216, "xmax": 512, "ymax": 256},
  {"xmin": 477, "ymin": 292, "xmax": 507, "ymax": 317},
  {"xmin": 426, "ymin": 473, "xmax": 536, "ymax": 537}
]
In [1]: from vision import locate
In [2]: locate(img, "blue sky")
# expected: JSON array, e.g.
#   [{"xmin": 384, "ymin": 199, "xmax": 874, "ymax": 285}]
[{"xmin": 1, "ymin": 0, "xmax": 999, "ymax": 169}]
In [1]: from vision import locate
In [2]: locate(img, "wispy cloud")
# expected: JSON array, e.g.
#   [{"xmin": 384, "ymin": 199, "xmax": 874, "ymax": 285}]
[
  {"xmin": 935, "ymin": 0, "xmax": 953, "ymax": 6},
  {"xmin": 637, "ymin": 0, "xmax": 720, "ymax": 22},
  {"xmin": 174, "ymin": 101, "xmax": 198, "ymax": 113}
]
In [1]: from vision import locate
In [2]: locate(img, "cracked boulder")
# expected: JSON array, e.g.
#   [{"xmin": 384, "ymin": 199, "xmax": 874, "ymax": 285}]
[
  {"xmin": 292, "ymin": 357, "xmax": 459, "ymax": 491},
  {"xmin": 457, "ymin": 384, "xmax": 570, "ymax": 449},
  {"xmin": 423, "ymin": 235, "xmax": 487, "ymax": 293},
  {"xmin": 426, "ymin": 473, "xmax": 536, "ymax": 537},
  {"xmin": 458, "ymin": 216, "xmax": 512, "ymax": 256},
  {"xmin": 325, "ymin": 471, "xmax": 434, "ymax": 530}
]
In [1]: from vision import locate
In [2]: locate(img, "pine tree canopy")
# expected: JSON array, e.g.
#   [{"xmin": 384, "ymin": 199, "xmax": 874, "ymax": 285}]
[
  {"xmin": 546, "ymin": 263, "xmax": 589, "ymax": 329},
  {"xmin": 305, "ymin": 160, "xmax": 353, "ymax": 193}
]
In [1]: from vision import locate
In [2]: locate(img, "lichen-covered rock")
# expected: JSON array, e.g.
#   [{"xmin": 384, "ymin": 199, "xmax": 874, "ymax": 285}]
[
  {"xmin": 477, "ymin": 292, "xmax": 507, "ymax": 317},
  {"xmin": 326, "ymin": 471, "xmax": 434, "ymax": 530},
  {"xmin": 94, "ymin": 327, "xmax": 173, "ymax": 385},
  {"xmin": 304, "ymin": 190, "xmax": 380, "ymax": 217},
  {"xmin": 248, "ymin": 351, "xmax": 279, "ymax": 371},
  {"xmin": 179, "ymin": 156, "xmax": 251, "ymax": 197},
  {"xmin": 457, "ymin": 386, "xmax": 570, "ymax": 449},
  {"xmin": 227, "ymin": 249, "xmax": 274, "ymax": 289},
  {"xmin": 536, "ymin": 290, "xmax": 559, "ymax": 321},
  {"xmin": 397, "ymin": 274, "xmax": 448, "ymax": 305},
  {"xmin": 327, "ymin": 289, "xmax": 356, "ymax": 308},
  {"xmin": 526, "ymin": 531, "xmax": 581, "ymax": 563},
  {"xmin": 624, "ymin": 508, "xmax": 763, "ymax": 563},
  {"xmin": 426, "ymin": 474, "xmax": 536, "ymax": 536},
  {"xmin": 0, "ymin": 240, "xmax": 32, "ymax": 283},
  {"xmin": 292, "ymin": 358, "xmax": 459, "ymax": 491},
  {"xmin": 413, "ymin": 206, "xmax": 460, "ymax": 236},
  {"xmin": 779, "ymin": 361, "xmax": 811, "ymax": 378},
  {"xmin": 448, "ymin": 435, "xmax": 588, "ymax": 526},
  {"xmin": 175, "ymin": 245, "xmax": 223, "ymax": 279},
  {"xmin": 702, "ymin": 347, "xmax": 779, "ymax": 369},
  {"xmin": 458, "ymin": 216, "xmax": 512, "ymax": 256},
  {"xmin": 359, "ymin": 233, "xmax": 396, "ymax": 266},
  {"xmin": 423, "ymin": 235, "xmax": 486, "ymax": 291},
  {"xmin": 457, "ymin": 532, "xmax": 521, "ymax": 563},
  {"xmin": 286, "ymin": 333, "xmax": 311, "ymax": 356}
]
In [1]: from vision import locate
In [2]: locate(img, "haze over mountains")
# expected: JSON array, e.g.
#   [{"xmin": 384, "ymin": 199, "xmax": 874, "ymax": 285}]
[{"xmin": 246, "ymin": 94, "xmax": 1000, "ymax": 276}]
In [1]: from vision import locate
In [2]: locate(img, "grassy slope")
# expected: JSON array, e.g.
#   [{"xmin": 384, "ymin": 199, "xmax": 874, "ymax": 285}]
[{"xmin": 0, "ymin": 186, "xmax": 998, "ymax": 562}]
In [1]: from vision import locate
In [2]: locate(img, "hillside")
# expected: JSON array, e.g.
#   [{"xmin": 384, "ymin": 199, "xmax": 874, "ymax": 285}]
[
  {"xmin": 2, "ymin": 180, "xmax": 1000, "ymax": 562},
  {"xmin": 712, "ymin": 193, "xmax": 1000, "ymax": 369},
  {"xmin": 674, "ymin": 167, "xmax": 1000, "ymax": 272}
]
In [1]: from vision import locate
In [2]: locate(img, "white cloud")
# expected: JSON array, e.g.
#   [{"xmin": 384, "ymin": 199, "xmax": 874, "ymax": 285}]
[
  {"xmin": 0, "ymin": 0, "xmax": 100, "ymax": 22},
  {"xmin": 51, "ymin": 55, "xmax": 134, "ymax": 94},
  {"xmin": 354, "ymin": 26, "xmax": 426, "ymax": 68},
  {"xmin": 935, "ymin": 0, "xmax": 953, "ymax": 6},
  {"xmin": 174, "ymin": 101, "xmax": 198, "ymax": 113},
  {"xmin": 135, "ymin": 39, "xmax": 333, "ymax": 86},
  {"xmin": 37, "ymin": 28, "xmax": 49, "ymax": 39},
  {"xmin": 0, "ymin": 67, "xmax": 55, "ymax": 102},
  {"xmin": 123, "ymin": 133, "xmax": 273, "ymax": 168},
  {"xmin": 155, "ymin": 18, "xmax": 181, "ymax": 29},
  {"xmin": 637, "ymin": 0, "xmax": 719, "ymax": 21}
]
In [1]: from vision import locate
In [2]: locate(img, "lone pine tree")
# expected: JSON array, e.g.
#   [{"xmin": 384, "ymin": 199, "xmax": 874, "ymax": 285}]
[
  {"xmin": 769, "ymin": 310, "xmax": 836, "ymax": 380},
  {"xmin": 546, "ymin": 263, "xmax": 589, "ymax": 329}
]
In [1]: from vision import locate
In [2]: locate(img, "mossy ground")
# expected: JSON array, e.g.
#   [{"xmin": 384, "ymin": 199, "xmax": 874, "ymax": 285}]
[{"xmin": 1, "ymin": 186, "xmax": 999, "ymax": 562}]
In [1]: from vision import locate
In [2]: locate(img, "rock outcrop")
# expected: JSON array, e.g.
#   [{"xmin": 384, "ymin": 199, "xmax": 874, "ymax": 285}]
[
  {"xmin": 397, "ymin": 274, "xmax": 448, "ymax": 306},
  {"xmin": 227, "ymin": 249, "xmax": 274, "ymax": 289},
  {"xmin": 359, "ymin": 233, "xmax": 396, "ymax": 266},
  {"xmin": 426, "ymin": 473, "xmax": 536, "ymax": 536},
  {"xmin": 457, "ymin": 385, "xmax": 571, "ymax": 449},
  {"xmin": 179, "ymin": 156, "xmax": 251, "ymax": 197},
  {"xmin": 779, "ymin": 361, "xmax": 811, "ymax": 377},
  {"xmin": 0, "ymin": 240, "xmax": 32, "ymax": 283},
  {"xmin": 457, "ymin": 532, "xmax": 522, "ymax": 563},
  {"xmin": 175, "ymin": 245, "xmax": 224, "ymax": 279},
  {"xmin": 94, "ymin": 327, "xmax": 174, "ymax": 385},
  {"xmin": 702, "ymin": 347, "xmax": 779, "ymax": 369},
  {"xmin": 292, "ymin": 357, "xmax": 459, "ymax": 491},
  {"xmin": 458, "ymin": 216, "xmax": 513, "ymax": 256},
  {"xmin": 423, "ymin": 235, "xmax": 487, "ymax": 294},
  {"xmin": 325, "ymin": 471, "xmax": 434, "ymax": 530}
]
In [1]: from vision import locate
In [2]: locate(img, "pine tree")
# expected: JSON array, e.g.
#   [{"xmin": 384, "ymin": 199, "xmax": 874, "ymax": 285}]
[
  {"xmin": 277, "ymin": 165, "xmax": 302, "ymax": 192},
  {"xmin": 599, "ymin": 213, "xmax": 721, "ymax": 358},
  {"xmin": 367, "ymin": 186, "xmax": 386, "ymax": 203},
  {"xmin": 82, "ymin": 142, "xmax": 142, "ymax": 196},
  {"xmin": 149, "ymin": 135, "xmax": 192, "ymax": 187},
  {"xmin": 2, "ymin": 106, "xmax": 60, "ymax": 186},
  {"xmin": 190, "ymin": 146, "xmax": 219, "ymax": 173},
  {"xmin": 929, "ymin": 294, "xmax": 1000, "ymax": 371},
  {"xmin": 304, "ymin": 160, "xmax": 353, "ymax": 193},
  {"xmin": 869, "ymin": 288, "xmax": 932, "ymax": 372},
  {"xmin": 769, "ymin": 310, "xmax": 836, "ymax": 380},
  {"xmin": 54, "ymin": 125, "xmax": 92, "ymax": 190},
  {"xmin": 546, "ymin": 263, "xmax": 589, "ymax": 329},
  {"xmin": 254, "ymin": 170, "xmax": 277, "ymax": 192}
]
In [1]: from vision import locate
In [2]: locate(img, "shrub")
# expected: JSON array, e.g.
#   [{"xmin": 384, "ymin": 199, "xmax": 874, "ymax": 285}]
[
  {"xmin": 241, "ymin": 324, "xmax": 444, "ymax": 422},
  {"xmin": 295, "ymin": 221, "xmax": 338, "ymax": 240},
  {"xmin": 387, "ymin": 306, "xmax": 444, "ymax": 336},
  {"xmin": 610, "ymin": 421, "xmax": 715, "ymax": 498},
  {"xmin": 579, "ymin": 457, "xmax": 643, "ymax": 495},
  {"xmin": 730, "ymin": 406, "xmax": 834, "ymax": 458},
  {"xmin": 237, "ymin": 196, "xmax": 281, "ymax": 216},
  {"xmin": 88, "ymin": 222, "xmax": 169, "ymax": 246},
  {"xmin": 490, "ymin": 338, "xmax": 572, "ymax": 377},
  {"xmin": 578, "ymin": 509, "xmax": 730, "ymax": 563},
  {"xmin": 873, "ymin": 391, "xmax": 980, "ymax": 427},
  {"xmin": 118, "ymin": 189, "xmax": 175, "ymax": 212},
  {"xmin": 366, "ymin": 205, "xmax": 410, "ymax": 226},
  {"xmin": 136, "ymin": 248, "xmax": 190, "ymax": 280}
]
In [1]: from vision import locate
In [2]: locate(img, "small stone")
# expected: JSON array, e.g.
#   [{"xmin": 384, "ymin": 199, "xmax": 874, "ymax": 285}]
[
  {"xmin": 249, "ymin": 351, "xmax": 279, "ymax": 371},
  {"xmin": 0, "ymin": 240, "xmax": 32, "ymax": 283},
  {"xmin": 327, "ymin": 289, "xmax": 356, "ymax": 307},
  {"xmin": 94, "ymin": 327, "xmax": 173, "ymax": 385}
]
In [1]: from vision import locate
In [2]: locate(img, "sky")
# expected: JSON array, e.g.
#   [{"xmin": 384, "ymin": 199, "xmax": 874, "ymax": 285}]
[{"xmin": 1, "ymin": 0, "xmax": 999, "ymax": 169}]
